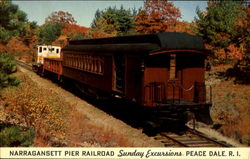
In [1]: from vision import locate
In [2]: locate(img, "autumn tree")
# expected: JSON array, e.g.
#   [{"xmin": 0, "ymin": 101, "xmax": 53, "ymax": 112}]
[
  {"xmin": 45, "ymin": 11, "xmax": 77, "ymax": 25},
  {"xmin": 194, "ymin": 1, "xmax": 244, "ymax": 63},
  {"xmin": 6, "ymin": 37, "xmax": 29, "ymax": 55},
  {"xmin": 61, "ymin": 24, "xmax": 88, "ymax": 40},
  {"xmin": 236, "ymin": 7, "xmax": 250, "ymax": 54},
  {"xmin": 233, "ymin": 6, "xmax": 250, "ymax": 69},
  {"xmin": 170, "ymin": 21, "xmax": 194, "ymax": 34},
  {"xmin": 50, "ymin": 24, "xmax": 89, "ymax": 47},
  {"xmin": 134, "ymin": 0, "xmax": 181, "ymax": 34}
]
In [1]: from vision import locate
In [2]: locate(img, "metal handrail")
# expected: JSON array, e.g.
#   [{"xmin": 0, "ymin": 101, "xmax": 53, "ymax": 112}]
[{"xmin": 144, "ymin": 81, "xmax": 212, "ymax": 104}]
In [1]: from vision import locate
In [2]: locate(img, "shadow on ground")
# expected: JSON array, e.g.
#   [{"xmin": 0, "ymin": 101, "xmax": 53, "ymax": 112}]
[{"xmin": 44, "ymin": 73, "xmax": 192, "ymax": 137}]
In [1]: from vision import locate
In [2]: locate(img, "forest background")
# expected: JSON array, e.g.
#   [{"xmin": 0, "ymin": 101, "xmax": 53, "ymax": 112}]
[{"xmin": 0, "ymin": 0, "xmax": 249, "ymax": 67}]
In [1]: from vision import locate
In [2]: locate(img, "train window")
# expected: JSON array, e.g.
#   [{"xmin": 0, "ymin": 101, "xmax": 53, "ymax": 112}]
[
  {"xmin": 93, "ymin": 58, "xmax": 96, "ymax": 72},
  {"xmin": 83, "ymin": 56, "xmax": 86, "ymax": 70},
  {"xmin": 98, "ymin": 59, "xmax": 102, "ymax": 73},
  {"xmin": 43, "ymin": 47, "xmax": 47, "ymax": 51},
  {"xmin": 145, "ymin": 54, "xmax": 170, "ymax": 68},
  {"xmin": 64, "ymin": 53, "xmax": 104, "ymax": 75},
  {"xmin": 176, "ymin": 54, "xmax": 204, "ymax": 69},
  {"xmin": 80, "ymin": 56, "xmax": 83, "ymax": 69},
  {"xmin": 56, "ymin": 49, "xmax": 59, "ymax": 54},
  {"xmin": 95, "ymin": 59, "xmax": 97, "ymax": 72},
  {"xmin": 90, "ymin": 56, "xmax": 93, "ymax": 72},
  {"xmin": 114, "ymin": 54, "xmax": 124, "ymax": 92},
  {"xmin": 86, "ymin": 56, "xmax": 90, "ymax": 71},
  {"xmin": 73, "ymin": 56, "xmax": 75, "ymax": 68},
  {"xmin": 39, "ymin": 47, "xmax": 42, "ymax": 53},
  {"xmin": 79, "ymin": 56, "xmax": 82, "ymax": 69}
]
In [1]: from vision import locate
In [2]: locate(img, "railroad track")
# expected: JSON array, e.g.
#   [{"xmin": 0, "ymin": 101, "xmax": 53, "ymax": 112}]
[
  {"xmin": 15, "ymin": 60, "xmax": 33, "ymax": 71},
  {"xmin": 155, "ymin": 128, "xmax": 232, "ymax": 147}
]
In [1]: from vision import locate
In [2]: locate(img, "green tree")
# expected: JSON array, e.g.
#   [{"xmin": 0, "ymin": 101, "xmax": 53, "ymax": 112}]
[
  {"xmin": 90, "ymin": 6, "xmax": 135, "ymax": 37},
  {"xmin": 91, "ymin": 9, "xmax": 101, "ymax": 28},
  {"xmin": 0, "ymin": 52, "xmax": 20, "ymax": 89},
  {"xmin": 0, "ymin": 0, "xmax": 28, "ymax": 44},
  {"xmin": 0, "ymin": 126, "xmax": 35, "ymax": 147},
  {"xmin": 194, "ymin": 1, "xmax": 246, "ymax": 63},
  {"xmin": 37, "ymin": 23, "xmax": 64, "ymax": 45},
  {"xmin": 115, "ymin": 6, "xmax": 135, "ymax": 35},
  {"xmin": 22, "ymin": 21, "xmax": 38, "ymax": 47},
  {"xmin": 88, "ymin": 18, "xmax": 117, "ymax": 38},
  {"xmin": 195, "ymin": 1, "xmax": 242, "ymax": 48}
]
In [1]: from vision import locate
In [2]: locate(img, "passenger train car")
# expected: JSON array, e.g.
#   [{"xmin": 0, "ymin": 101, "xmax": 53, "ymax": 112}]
[{"xmin": 33, "ymin": 32, "xmax": 213, "ymax": 125}]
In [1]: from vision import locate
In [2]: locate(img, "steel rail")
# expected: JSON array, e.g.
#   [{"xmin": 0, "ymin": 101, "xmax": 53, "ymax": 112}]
[
  {"xmin": 157, "ymin": 129, "xmax": 233, "ymax": 147},
  {"xmin": 15, "ymin": 60, "xmax": 32, "ymax": 71},
  {"xmin": 187, "ymin": 129, "xmax": 232, "ymax": 147},
  {"xmin": 159, "ymin": 132, "xmax": 189, "ymax": 147}
]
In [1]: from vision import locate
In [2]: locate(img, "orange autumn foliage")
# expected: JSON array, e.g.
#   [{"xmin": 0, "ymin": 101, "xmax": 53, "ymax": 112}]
[
  {"xmin": 170, "ymin": 21, "xmax": 194, "ymax": 34},
  {"xmin": 0, "ymin": 45, "xmax": 5, "ymax": 52},
  {"xmin": 214, "ymin": 48, "xmax": 227, "ymax": 61},
  {"xmin": 5, "ymin": 37, "xmax": 32, "ymax": 62},
  {"xmin": 227, "ymin": 44, "xmax": 244, "ymax": 60},
  {"xmin": 236, "ymin": 7, "xmax": 250, "ymax": 54},
  {"xmin": 6, "ymin": 37, "xmax": 29, "ymax": 54},
  {"xmin": 135, "ymin": 0, "xmax": 181, "ymax": 34},
  {"xmin": 52, "ymin": 35, "xmax": 68, "ymax": 48},
  {"xmin": 61, "ymin": 24, "xmax": 89, "ymax": 39},
  {"xmin": 91, "ymin": 30, "xmax": 116, "ymax": 39},
  {"xmin": 53, "ymin": 24, "xmax": 89, "ymax": 47},
  {"xmin": 214, "ymin": 33, "xmax": 232, "ymax": 42},
  {"xmin": 212, "ymin": 44, "xmax": 244, "ymax": 62}
]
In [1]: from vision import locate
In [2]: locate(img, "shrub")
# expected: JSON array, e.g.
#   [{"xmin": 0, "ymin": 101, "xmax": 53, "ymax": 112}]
[
  {"xmin": 3, "ymin": 75, "xmax": 70, "ymax": 140},
  {"xmin": 0, "ymin": 52, "xmax": 20, "ymax": 89},
  {"xmin": 0, "ymin": 126, "xmax": 35, "ymax": 147}
]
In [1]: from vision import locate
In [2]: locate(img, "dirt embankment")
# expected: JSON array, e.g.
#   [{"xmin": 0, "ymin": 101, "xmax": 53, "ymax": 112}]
[
  {"xmin": 0, "ymin": 66, "xmax": 163, "ymax": 147},
  {"xmin": 206, "ymin": 65, "xmax": 250, "ymax": 146}
]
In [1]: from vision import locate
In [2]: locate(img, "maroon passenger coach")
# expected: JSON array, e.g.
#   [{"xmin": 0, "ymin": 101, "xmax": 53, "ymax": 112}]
[{"xmin": 43, "ymin": 32, "xmax": 212, "ymax": 124}]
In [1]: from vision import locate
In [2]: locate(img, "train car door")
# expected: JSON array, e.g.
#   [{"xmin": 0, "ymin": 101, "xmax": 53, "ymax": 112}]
[
  {"xmin": 143, "ymin": 54, "xmax": 170, "ymax": 106},
  {"xmin": 112, "ymin": 54, "xmax": 125, "ymax": 93},
  {"xmin": 176, "ymin": 53, "xmax": 205, "ymax": 102}
]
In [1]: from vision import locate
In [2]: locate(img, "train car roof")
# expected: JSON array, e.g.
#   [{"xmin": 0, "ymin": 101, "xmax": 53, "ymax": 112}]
[{"xmin": 63, "ymin": 32, "xmax": 207, "ymax": 55}]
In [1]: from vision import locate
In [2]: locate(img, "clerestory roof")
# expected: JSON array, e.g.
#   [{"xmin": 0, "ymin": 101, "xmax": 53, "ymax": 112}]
[{"xmin": 63, "ymin": 32, "xmax": 206, "ymax": 55}]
